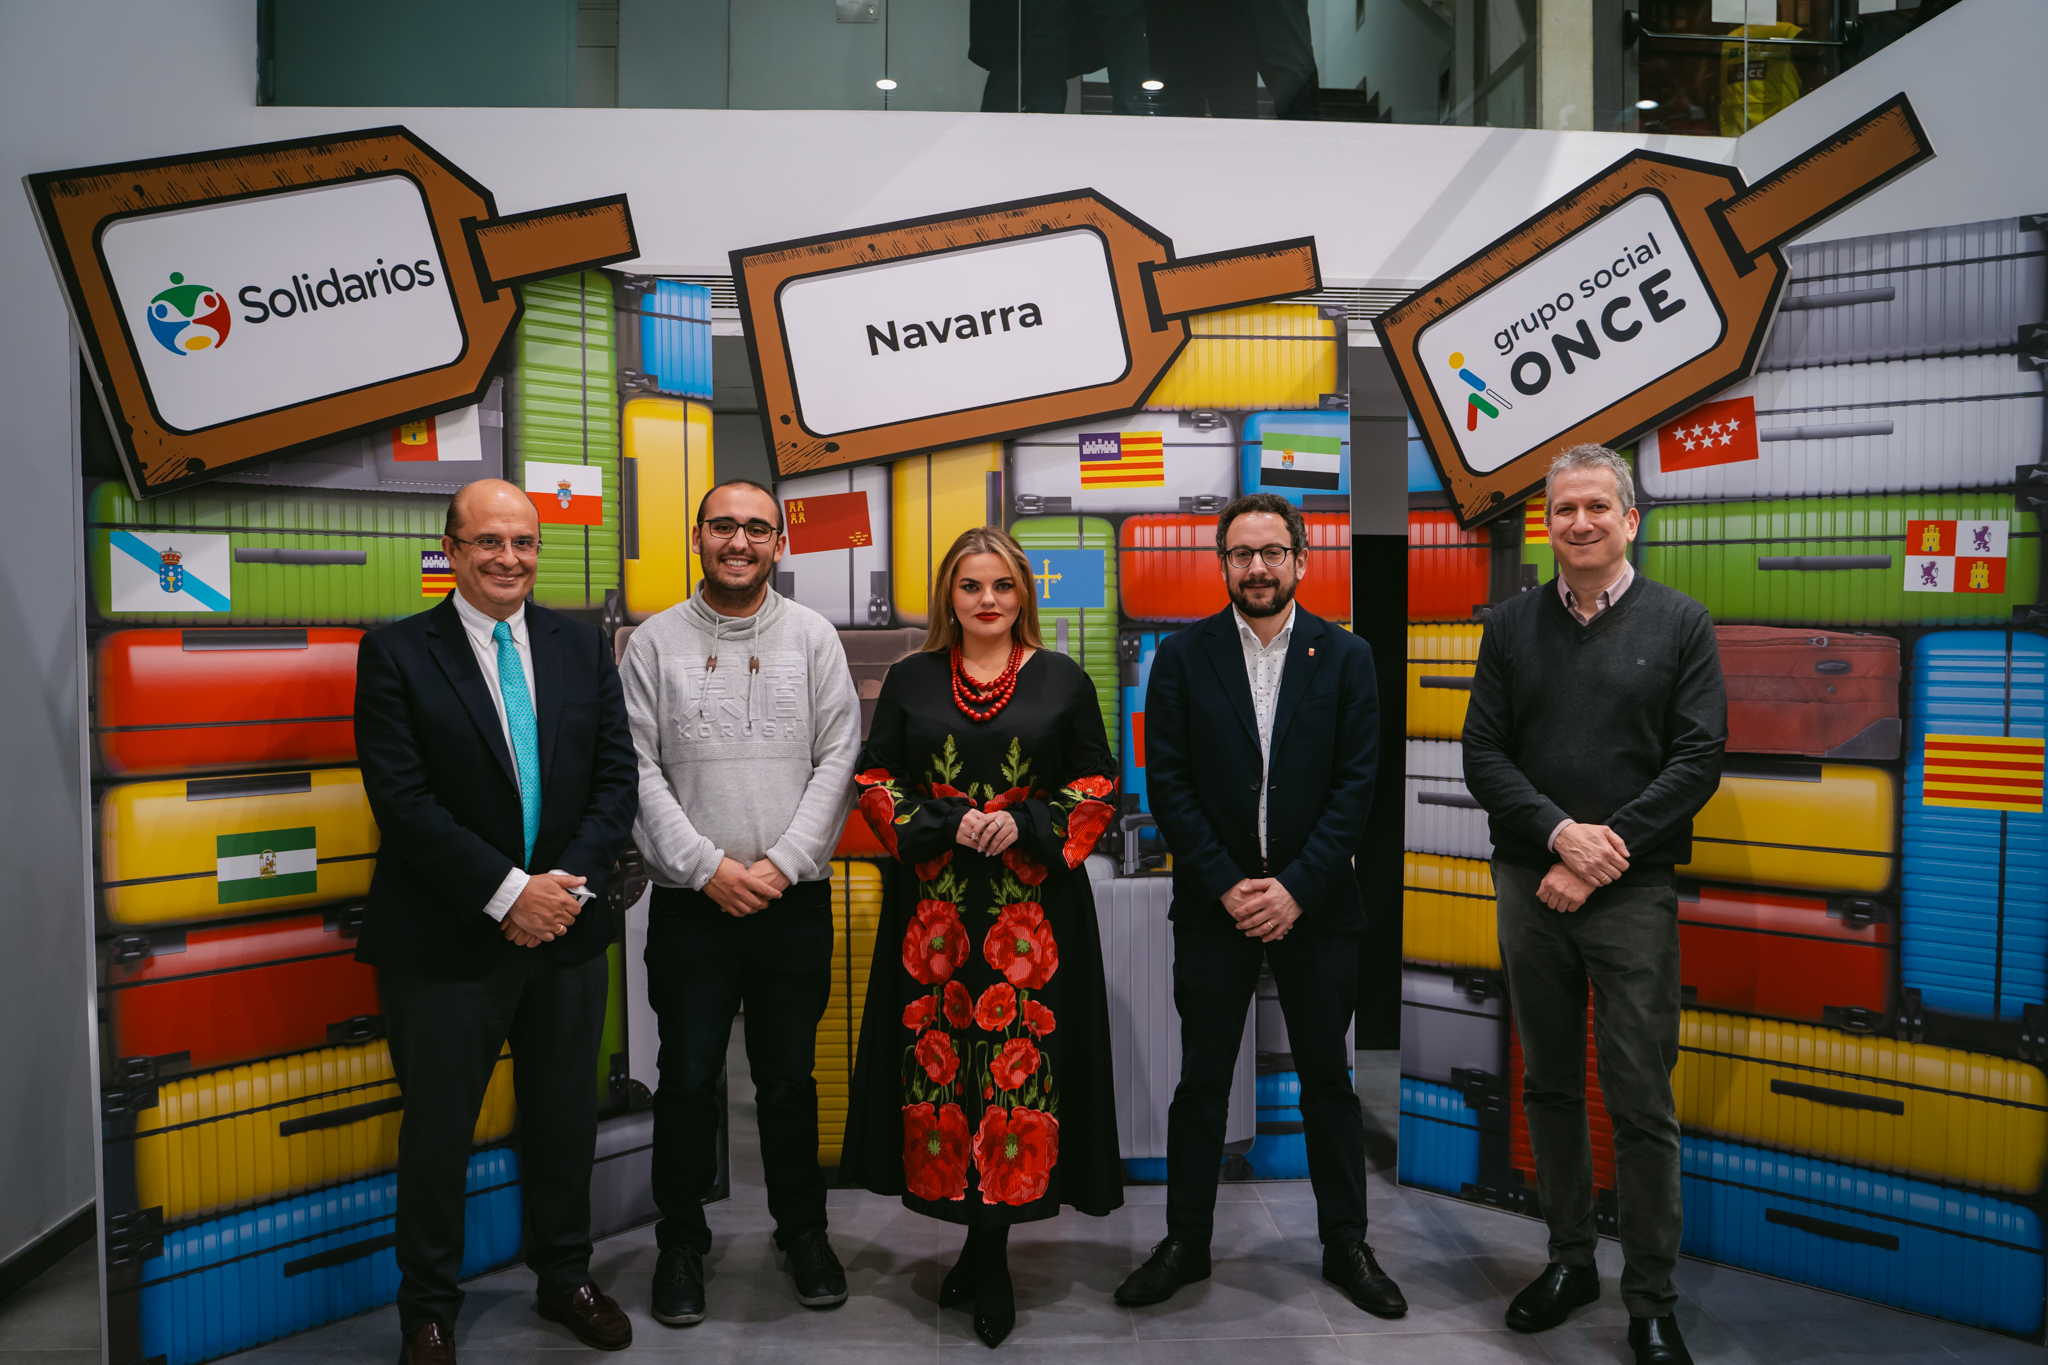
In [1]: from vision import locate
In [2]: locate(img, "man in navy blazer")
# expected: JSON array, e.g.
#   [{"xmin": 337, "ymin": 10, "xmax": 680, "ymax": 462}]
[
  {"xmin": 1114, "ymin": 493, "xmax": 1405, "ymax": 1318},
  {"xmin": 355, "ymin": 479, "xmax": 638, "ymax": 1364}
]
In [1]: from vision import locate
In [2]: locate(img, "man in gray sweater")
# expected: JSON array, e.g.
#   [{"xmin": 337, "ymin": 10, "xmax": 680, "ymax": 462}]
[{"xmin": 619, "ymin": 479, "xmax": 861, "ymax": 1327}]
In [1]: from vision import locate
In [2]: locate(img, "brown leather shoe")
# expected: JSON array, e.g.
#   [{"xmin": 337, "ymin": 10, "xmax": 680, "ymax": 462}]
[
  {"xmin": 536, "ymin": 1282, "xmax": 633, "ymax": 1351},
  {"xmin": 396, "ymin": 1321, "xmax": 455, "ymax": 1365}
]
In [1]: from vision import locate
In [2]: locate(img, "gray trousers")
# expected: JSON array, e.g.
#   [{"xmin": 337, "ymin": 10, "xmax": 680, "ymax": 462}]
[{"xmin": 1494, "ymin": 861, "xmax": 1683, "ymax": 1318}]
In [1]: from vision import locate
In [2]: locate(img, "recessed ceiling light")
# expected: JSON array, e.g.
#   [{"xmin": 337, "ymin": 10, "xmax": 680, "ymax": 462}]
[
  {"xmin": 1635, "ymin": 98, "xmax": 1659, "ymax": 109},
  {"xmin": 876, "ymin": 78, "xmax": 898, "ymax": 91},
  {"xmin": 1141, "ymin": 80, "xmax": 1165, "ymax": 91}
]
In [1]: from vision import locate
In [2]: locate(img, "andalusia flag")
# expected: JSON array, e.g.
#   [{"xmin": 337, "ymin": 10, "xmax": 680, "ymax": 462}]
[
  {"xmin": 216, "ymin": 826, "xmax": 319, "ymax": 904},
  {"xmin": 1921, "ymin": 734, "xmax": 2046, "ymax": 814}
]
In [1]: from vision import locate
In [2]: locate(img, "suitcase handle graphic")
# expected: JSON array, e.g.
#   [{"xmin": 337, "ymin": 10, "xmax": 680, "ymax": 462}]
[
  {"xmin": 1769, "ymin": 1077, "xmax": 1905, "ymax": 1116},
  {"xmin": 1820, "ymin": 1005, "xmax": 1885, "ymax": 1034},
  {"xmin": 327, "ymin": 1014, "xmax": 385, "ymax": 1044},
  {"xmin": 1418, "ymin": 790, "xmax": 1483, "ymax": 809},
  {"xmin": 283, "ymin": 1230, "xmax": 399, "ymax": 1278},
  {"xmin": 1763, "ymin": 1206, "xmax": 1899, "ymax": 1252},
  {"xmin": 180, "ymin": 627, "xmax": 309, "ymax": 651},
  {"xmin": 277, "ymin": 1093, "xmax": 403, "ymax": 1138},
  {"xmin": 1420, "ymin": 676, "xmax": 1473, "ymax": 690},
  {"xmin": 1757, "ymin": 555, "xmax": 1894, "ymax": 570},
  {"xmin": 1760, "ymin": 421, "xmax": 1894, "ymax": 443},
  {"xmin": 1777, "ymin": 285, "xmax": 1897, "ymax": 313},
  {"xmin": 233, "ymin": 548, "xmax": 369, "ymax": 566}
]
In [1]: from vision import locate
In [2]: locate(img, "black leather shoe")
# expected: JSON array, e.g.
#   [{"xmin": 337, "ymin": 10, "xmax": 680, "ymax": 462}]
[
  {"xmin": 396, "ymin": 1321, "xmax": 455, "ymax": 1365},
  {"xmin": 1113, "ymin": 1236, "xmax": 1212, "ymax": 1306},
  {"xmin": 1629, "ymin": 1313, "xmax": 1695, "ymax": 1365},
  {"xmin": 1505, "ymin": 1261, "xmax": 1600, "ymax": 1333},
  {"xmin": 651, "ymin": 1248, "xmax": 705, "ymax": 1326},
  {"xmin": 785, "ymin": 1228, "xmax": 849, "ymax": 1307},
  {"xmin": 535, "ymin": 1283, "xmax": 632, "ymax": 1351},
  {"xmin": 1322, "ymin": 1241, "xmax": 1407, "ymax": 1318}
]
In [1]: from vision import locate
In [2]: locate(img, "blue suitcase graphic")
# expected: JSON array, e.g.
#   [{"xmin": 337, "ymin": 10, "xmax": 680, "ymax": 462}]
[
  {"xmin": 1398, "ymin": 1078, "xmax": 1480, "ymax": 1195},
  {"xmin": 1902, "ymin": 631, "xmax": 2048, "ymax": 1023},
  {"xmin": 627, "ymin": 279, "xmax": 713, "ymax": 399},
  {"xmin": 1241, "ymin": 411, "xmax": 1349, "ymax": 510},
  {"xmin": 1119, "ymin": 630, "xmax": 1172, "ymax": 870},
  {"xmin": 1407, "ymin": 417, "xmax": 1442, "ymax": 493},
  {"xmin": 132, "ymin": 1148, "xmax": 522, "ymax": 1365},
  {"xmin": 1679, "ymin": 1137, "xmax": 2045, "ymax": 1337}
]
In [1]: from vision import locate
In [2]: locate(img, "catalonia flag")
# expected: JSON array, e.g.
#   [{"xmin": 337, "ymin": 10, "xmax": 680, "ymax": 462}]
[
  {"xmin": 1078, "ymin": 431, "xmax": 1166, "ymax": 489},
  {"xmin": 1922, "ymin": 733, "xmax": 2046, "ymax": 813}
]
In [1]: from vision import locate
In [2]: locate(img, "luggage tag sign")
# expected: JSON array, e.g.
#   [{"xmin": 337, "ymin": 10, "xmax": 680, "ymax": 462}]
[
  {"xmin": 731, "ymin": 189, "xmax": 1322, "ymax": 477},
  {"xmin": 1377, "ymin": 96, "xmax": 1934, "ymax": 528},
  {"xmin": 26, "ymin": 126, "xmax": 638, "ymax": 498}
]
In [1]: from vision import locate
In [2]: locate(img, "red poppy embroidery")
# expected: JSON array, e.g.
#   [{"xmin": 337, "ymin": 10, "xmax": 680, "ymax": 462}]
[
  {"xmin": 914, "ymin": 849, "xmax": 953, "ymax": 882},
  {"xmin": 1002, "ymin": 848, "xmax": 1048, "ymax": 886},
  {"xmin": 974, "ymin": 1105, "xmax": 1059, "ymax": 1206},
  {"xmin": 990, "ymin": 1037, "xmax": 1041, "ymax": 1091},
  {"xmin": 902, "ymin": 1102, "xmax": 970, "ymax": 1201},
  {"xmin": 943, "ymin": 980, "xmax": 974, "ymax": 1029},
  {"xmin": 985, "ymin": 903, "xmax": 1059, "ymax": 990},
  {"xmin": 902, "ymin": 994, "xmax": 939, "ymax": 1030},
  {"xmin": 1022, "ymin": 1000, "xmax": 1056, "ymax": 1037},
  {"xmin": 855, "ymin": 768, "xmax": 895, "ymax": 787},
  {"xmin": 983, "ymin": 785, "xmax": 1031, "ymax": 814},
  {"xmin": 974, "ymin": 983, "xmax": 1018, "ymax": 1032},
  {"xmin": 914, "ymin": 1029, "xmax": 960, "ymax": 1086},
  {"xmin": 931, "ymin": 782, "xmax": 971, "ymax": 802},
  {"xmin": 859, "ymin": 786, "xmax": 900, "ymax": 860},
  {"xmin": 1061, "ymin": 798, "xmax": 1115, "ymax": 867},
  {"xmin": 1067, "ymin": 775, "xmax": 1115, "ymax": 800},
  {"xmin": 902, "ymin": 900, "xmax": 970, "ymax": 984}
]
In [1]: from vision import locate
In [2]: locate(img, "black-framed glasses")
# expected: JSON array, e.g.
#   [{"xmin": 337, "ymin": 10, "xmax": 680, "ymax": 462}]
[
  {"xmin": 1223, "ymin": 544, "xmax": 1296, "ymax": 569},
  {"xmin": 449, "ymin": 534, "xmax": 543, "ymax": 555},
  {"xmin": 699, "ymin": 517, "xmax": 782, "ymax": 543}
]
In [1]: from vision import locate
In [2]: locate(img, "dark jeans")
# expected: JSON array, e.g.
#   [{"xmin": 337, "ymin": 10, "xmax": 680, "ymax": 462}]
[
  {"xmin": 646, "ymin": 880, "xmax": 832, "ymax": 1253},
  {"xmin": 380, "ymin": 949, "xmax": 608, "ymax": 1333},
  {"xmin": 1166, "ymin": 925, "xmax": 1368, "ymax": 1246},
  {"xmin": 1494, "ymin": 861, "xmax": 1684, "ymax": 1318}
]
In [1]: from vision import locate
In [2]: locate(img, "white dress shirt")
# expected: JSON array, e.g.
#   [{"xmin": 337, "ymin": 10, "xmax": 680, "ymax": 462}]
[
  {"xmin": 1234, "ymin": 601, "xmax": 1296, "ymax": 862},
  {"xmin": 449, "ymin": 591, "xmax": 589, "ymax": 921},
  {"xmin": 1548, "ymin": 560, "xmax": 1636, "ymax": 850}
]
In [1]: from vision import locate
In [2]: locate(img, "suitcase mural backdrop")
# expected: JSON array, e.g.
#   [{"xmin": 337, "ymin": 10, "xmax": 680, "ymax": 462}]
[
  {"xmin": 1010, "ymin": 410, "xmax": 1236, "ymax": 517},
  {"xmin": 779, "ymin": 464, "xmax": 891, "ymax": 627}
]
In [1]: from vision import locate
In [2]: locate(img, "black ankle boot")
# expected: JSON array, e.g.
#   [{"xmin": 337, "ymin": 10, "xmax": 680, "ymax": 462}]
[
  {"xmin": 973, "ymin": 1229, "xmax": 1014, "ymax": 1348},
  {"xmin": 940, "ymin": 1229, "xmax": 977, "ymax": 1308}
]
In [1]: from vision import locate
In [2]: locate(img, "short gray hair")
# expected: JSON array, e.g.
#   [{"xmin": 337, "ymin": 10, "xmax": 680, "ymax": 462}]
[{"xmin": 1545, "ymin": 445, "xmax": 1636, "ymax": 516}]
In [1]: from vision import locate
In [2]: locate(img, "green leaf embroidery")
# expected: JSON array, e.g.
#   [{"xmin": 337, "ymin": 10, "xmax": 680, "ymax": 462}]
[
  {"xmin": 929, "ymin": 735, "xmax": 964, "ymax": 786},
  {"xmin": 1000, "ymin": 737, "xmax": 1033, "ymax": 788}
]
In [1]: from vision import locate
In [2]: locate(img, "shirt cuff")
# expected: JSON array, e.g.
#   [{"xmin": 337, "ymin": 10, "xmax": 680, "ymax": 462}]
[
  {"xmin": 483, "ymin": 868, "xmax": 528, "ymax": 922},
  {"xmin": 1548, "ymin": 818, "xmax": 1575, "ymax": 852}
]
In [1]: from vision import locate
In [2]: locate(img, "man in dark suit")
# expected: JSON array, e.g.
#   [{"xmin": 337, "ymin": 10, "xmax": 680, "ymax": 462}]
[
  {"xmin": 1114, "ymin": 493, "xmax": 1404, "ymax": 1318},
  {"xmin": 355, "ymin": 478, "xmax": 639, "ymax": 1364}
]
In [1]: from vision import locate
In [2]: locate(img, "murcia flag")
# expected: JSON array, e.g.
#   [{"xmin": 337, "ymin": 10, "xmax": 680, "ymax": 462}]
[
  {"xmin": 524, "ymin": 461, "xmax": 604, "ymax": 525},
  {"xmin": 1922, "ymin": 733, "xmax": 2046, "ymax": 813},
  {"xmin": 1654, "ymin": 397, "xmax": 1759, "ymax": 473},
  {"xmin": 1078, "ymin": 431, "xmax": 1166, "ymax": 489},
  {"xmin": 1259, "ymin": 430, "xmax": 1343, "ymax": 491},
  {"xmin": 217, "ymin": 825, "xmax": 318, "ymax": 904},
  {"xmin": 108, "ymin": 530, "xmax": 231, "ymax": 613},
  {"xmin": 391, "ymin": 403, "xmax": 484, "ymax": 463},
  {"xmin": 1524, "ymin": 497, "xmax": 1549, "ymax": 546},
  {"xmin": 784, "ymin": 491, "xmax": 873, "ymax": 555},
  {"xmin": 421, "ymin": 549, "xmax": 454, "ymax": 598},
  {"xmin": 1904, "ymin": 519, "xmax": 2008, "ymax": 594}
]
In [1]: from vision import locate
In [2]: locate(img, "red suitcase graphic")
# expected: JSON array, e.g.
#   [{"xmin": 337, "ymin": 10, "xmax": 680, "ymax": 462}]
[
  {"xmin": 96, "ymin": 628, "xmax": 362, "ymax": 777},
  {"xmin": 834, "ymin": 807, "xmax": 888, "ymax": 859},
  {"xmin": 104, "ymin": 911, "xmax": 383, "ymax": 1074},
  {"xmin": 1678, "ymin": 882, "xmax": 1894, "ymax": 1032},
  {"xmin": 1509, "ymin": 1002, "xmax": 1614, "ymax": 1194},
  {"xmin": 1119, "ymin": 512, "xmax": 1351, "ymax": 622},
  {"xmin": 1715, "ymin": 626, "xmax": 1901, "ymax": 760},
  {"xmin": 1408, "ymin": 511, "xmax": 1489, "ymax": 622}
]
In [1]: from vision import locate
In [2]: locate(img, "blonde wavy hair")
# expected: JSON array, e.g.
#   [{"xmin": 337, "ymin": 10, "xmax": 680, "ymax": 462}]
[{"xmin": 921, "ymin": 525, "xmax": 1047, "ymax": 653}]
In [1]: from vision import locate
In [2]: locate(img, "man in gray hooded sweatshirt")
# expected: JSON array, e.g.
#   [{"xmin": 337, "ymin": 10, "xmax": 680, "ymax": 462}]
[{"xmin": 619, "ymin": 479, "xmax": 861, "ymax": 1326}]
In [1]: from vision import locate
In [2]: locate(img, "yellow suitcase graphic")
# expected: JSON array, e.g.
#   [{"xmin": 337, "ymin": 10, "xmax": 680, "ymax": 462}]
[
  {"xmin": 891, "ymin": 444, "xmax": 1004, "ymax": 626},
  {"xmin": 1679, "ymin": 763, "xmax": 1897, "ymax": 895},
  {"xmin": 1407, "ymin": 624, "xmax": 1481, "ymax": 740},
  {"xmin": 1143, "ymin": 303, "xmax": 1345, "ymax": 412},
  {"xmin": 622, "ymin": 396, "xmax": 713, "ymax": 622},
  {"xmin": 98, "ymin": 769, "xmax": 379, "ymax": 926},
  {"xmin": 1402, "ymin": 853, "xmax": 1499, "ymax": 971},
  {"xmin": 1674, "ymin": 1009, "xmax": 2048, "ymax": 1196},
  {"xmin": 817, "ymin": 859, "xmax": 883, "ymax": 1167},
  {"xmin": 129, "ymin": 1042, "xmax": 513, "ymax": 1225}
]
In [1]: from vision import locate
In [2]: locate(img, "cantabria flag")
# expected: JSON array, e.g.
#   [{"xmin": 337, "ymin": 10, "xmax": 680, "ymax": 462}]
[
  {"xmin": 216, "ymin": 826, "xmax": 318, "ymax": 904},
  {"xmin": 1260, "ymin": 430, "xmax": 1342, "ymax": 490}
]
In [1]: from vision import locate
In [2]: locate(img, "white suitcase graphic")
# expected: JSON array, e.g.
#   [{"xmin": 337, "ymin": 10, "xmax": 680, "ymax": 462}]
[
  {"xmin": 1639, "ymin": 354, "xmax": 2044, "ymax": 501},
  {"xmin": 1404, "ymin": 739, "xmax": 1492, "ymax": 860},
  {"xmin": 1011, "ymin": 411, "xmax": 1237, "ymax": 517},
  {"xmin": 776, "ymin": 464, "xmax": 893, "ymax": 627}
]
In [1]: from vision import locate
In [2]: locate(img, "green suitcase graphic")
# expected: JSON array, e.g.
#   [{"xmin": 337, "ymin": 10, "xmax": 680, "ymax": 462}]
[
  {"xmin": 1639, "ymin": 493, "xmax": 2042, "ymax": 626},
  {"xmin": 513, "ymin": 271, "xmax": 619, "ymax": 610},
  {"xmin": 87, "ymin": 481, "xmax": 448, "ymax": 625},
  {"xmin": 1010, "ymin": 515, "xmax": 1120, "ymax": 758}
]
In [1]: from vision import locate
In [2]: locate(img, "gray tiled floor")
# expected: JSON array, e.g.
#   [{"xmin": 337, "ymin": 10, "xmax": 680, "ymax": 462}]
[{"xmin": 2, "ymin": 1047, "xmax": 2034, "ymax": 1363}]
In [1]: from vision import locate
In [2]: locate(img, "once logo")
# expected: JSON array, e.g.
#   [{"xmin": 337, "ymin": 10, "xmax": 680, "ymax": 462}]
[
  {"xmin": 145, "ymin": 273, "xmax": 231, "ymax": 355},
  {"xmin": 1445, "ymin": 352, "xmax": 1511, "ymax": 432}
]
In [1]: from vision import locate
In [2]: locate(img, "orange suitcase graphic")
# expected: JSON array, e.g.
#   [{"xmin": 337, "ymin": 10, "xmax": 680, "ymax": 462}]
[{"xmin": 1118, "ymin": 512, "xmax": 1350, "ymax": 622}]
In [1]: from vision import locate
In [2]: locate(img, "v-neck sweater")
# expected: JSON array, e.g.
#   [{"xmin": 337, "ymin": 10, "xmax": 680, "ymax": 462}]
[{"xmin": 1461, "ymin": 572, "xmax": 1727, "ymax": 878}]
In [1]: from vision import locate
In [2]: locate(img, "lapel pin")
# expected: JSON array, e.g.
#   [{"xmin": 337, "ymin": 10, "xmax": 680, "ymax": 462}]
[{"xmin": 1308, "ymin": 647, "xmax": 1315, "ymax": 656}]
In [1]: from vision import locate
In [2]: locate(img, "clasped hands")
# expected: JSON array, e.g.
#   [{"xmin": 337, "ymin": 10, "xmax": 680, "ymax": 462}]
[
  {"xmin": 1222, "ymin": 877, "xmax": 1301, "ymax": 942},
  {"xmin": 955, "ymin": 808, "xmax": 1020, "ymax": 857},
  {"xmin": 1538, "ymin": 822, "xmax": 1631, "ymax": 913},
  {"xmin": 705, "ymin": 856, "xmax": 791, "ymax": 917},
  {"xmin": 503, "ymin": 871, "xmax": 588, "ymax": 946}
]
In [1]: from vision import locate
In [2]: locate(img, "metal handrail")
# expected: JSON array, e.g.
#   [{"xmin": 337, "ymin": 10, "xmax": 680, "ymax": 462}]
[{"xmin": 1636, "ymin": 27, "xmax": 1853, "ymax": 46}]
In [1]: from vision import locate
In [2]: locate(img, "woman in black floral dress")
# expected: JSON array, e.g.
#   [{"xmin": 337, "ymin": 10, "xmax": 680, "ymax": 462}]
[{"xmin": 840, "ymin": 526, "xmax": 1123, "ymax": 1348}]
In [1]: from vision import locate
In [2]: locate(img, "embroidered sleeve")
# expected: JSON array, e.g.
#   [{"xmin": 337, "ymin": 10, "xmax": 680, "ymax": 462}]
[{"xmin": 855, "ymin": 670, "xmax": 973, "ymax": 864}]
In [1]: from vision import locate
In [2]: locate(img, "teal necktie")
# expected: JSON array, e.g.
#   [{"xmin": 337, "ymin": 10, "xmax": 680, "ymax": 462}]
[{"xmin": 493, "ymin": 619, "xmax": 541, "ymax": 866}]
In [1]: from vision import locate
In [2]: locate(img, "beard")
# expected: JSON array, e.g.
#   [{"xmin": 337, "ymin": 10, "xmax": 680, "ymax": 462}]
[
  {"xmin": 1228, "ymin": 570, "xmax": 1298, "ymax": 619},
  {"xmin": 700, "ymin": 544, "xmax": 775, "ymax": 608}
]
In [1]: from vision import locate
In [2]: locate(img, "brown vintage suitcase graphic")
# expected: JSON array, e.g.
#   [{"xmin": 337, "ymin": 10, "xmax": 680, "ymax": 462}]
[{"xmin": 1715, "ymin": 626, "xmax": 1901, "ymax": 760}]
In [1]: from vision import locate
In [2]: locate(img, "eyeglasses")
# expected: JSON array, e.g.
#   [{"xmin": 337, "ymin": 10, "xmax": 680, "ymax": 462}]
[
  {"xmin": 449, "ymin": 534, "xmax": 543, "ymax": 555},
  {"xmin": 699, "ymin": 517, "xmax": 782, "ymax": 543},
  {"xmin": 1222, "ymin": 544, "xmax": 1296, "ymax": 569}
]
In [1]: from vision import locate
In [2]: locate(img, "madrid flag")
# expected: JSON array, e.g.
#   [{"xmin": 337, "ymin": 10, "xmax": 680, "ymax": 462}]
[
  {"xmin": 1654, "ymin": 397, "xmax": 1759, "ymax": 473},
  {"xmin": 524, "ymin": 461, "xmax": 604, "ymax": 526}
]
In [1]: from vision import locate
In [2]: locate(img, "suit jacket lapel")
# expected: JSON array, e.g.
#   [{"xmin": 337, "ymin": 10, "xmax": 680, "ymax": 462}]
[
  {"xmin": 427, "ymin": 597, "xmax": 517, "ymax": 786},
  {"xmin": 531, "ymin": 607, "xmax": 566, "ymax": 789},
  {"xmin": 1202, "ymin": 610, "xmax": 1259, "ymax": 746},
  {"xmin": 1268, "ymin": 610, "xmax": 1325, "ymax": 757}
]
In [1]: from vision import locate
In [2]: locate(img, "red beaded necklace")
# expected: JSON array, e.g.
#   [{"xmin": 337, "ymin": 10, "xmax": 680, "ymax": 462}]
[{"xmin": 951, "ymin": 640, "xmax": 1026, "ymax": 722}]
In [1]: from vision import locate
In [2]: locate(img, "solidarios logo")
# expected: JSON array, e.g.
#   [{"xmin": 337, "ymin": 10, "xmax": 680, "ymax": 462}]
[{"xmin": 146, "ymin": 273, "xmax": 231, "ymax": 355}]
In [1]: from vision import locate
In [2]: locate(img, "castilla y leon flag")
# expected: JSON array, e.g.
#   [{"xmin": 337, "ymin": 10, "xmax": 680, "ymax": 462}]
[
  {"xmin": 1078, "ymin": 430, "xmax": 1166, "ymax": 489},
  {"xmin": 784, "ymin": 490, "xmax": 874, "ymax": 555},
  {"xmin": 1903, "ymin": 519, "xmax": 2007, "ymax": 594},
  {"xmin": 216, "ymin": 826, "xmax": 318, "ymax": 904},
  {"xmin": 1922, "ymin": 734, "xmax": 2046, "ymax": 814},
  {"xmin": 1259, "ymin": 429, "xmax": 1343, "ymax": 491},
  {"xmin": 1653, "ymin": 397, "xmax": 1759, "ymax": 473},
  {"xmin": 524, "ymin": 461, "xmax": 604, "ymax": 525}
]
